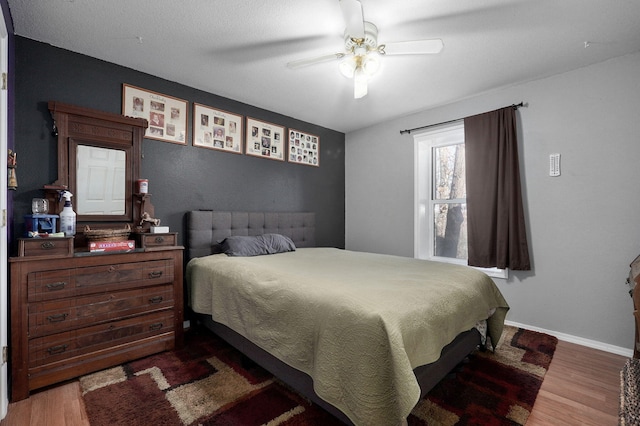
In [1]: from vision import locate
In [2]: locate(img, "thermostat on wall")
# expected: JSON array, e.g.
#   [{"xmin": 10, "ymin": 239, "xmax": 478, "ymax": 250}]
[{"xmin": 549, "ymin": 153, "xmax": 561, "ymax": 177}]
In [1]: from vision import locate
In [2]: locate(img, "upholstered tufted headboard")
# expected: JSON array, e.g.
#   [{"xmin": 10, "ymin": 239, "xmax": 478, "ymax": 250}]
[{"xmin": 186, "ymin": 211, "xmax": 316, "ymax": 261}]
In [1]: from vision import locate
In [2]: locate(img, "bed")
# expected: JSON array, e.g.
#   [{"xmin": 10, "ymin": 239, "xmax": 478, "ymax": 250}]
[{"xmin": 185, "ymin": 210, "xmax": 509, "ymax": 425}]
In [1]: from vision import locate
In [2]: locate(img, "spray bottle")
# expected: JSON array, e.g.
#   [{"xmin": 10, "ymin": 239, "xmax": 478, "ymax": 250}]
[{"xmin": 59, "ymin": 190, "xmax": 76, "ymax": 237}]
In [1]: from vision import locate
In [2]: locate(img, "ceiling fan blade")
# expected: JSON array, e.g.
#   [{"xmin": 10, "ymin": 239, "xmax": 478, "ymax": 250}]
[
  {"xmin": 381, "ymin": 39, "xmax": 444, "ymax": 55},
  {"xmin": 287, "ymin": 52, "xmax": 345, "ymax": 69},
  {"xmin": 339, "ymin": 0, "xmax": 365, "ymax": 39}
]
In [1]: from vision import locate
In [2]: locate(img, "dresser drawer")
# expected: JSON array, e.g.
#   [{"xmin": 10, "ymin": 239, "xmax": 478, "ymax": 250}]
[
  {"xmin": 27, "ymin": 259, "xmax": 174, "ymax": 301},
  {"xmin": 28, "ymin": 309, "xmax": 174, "ymax": 368},
  {"xmin": 135, "ymin": 232, "xmax": 177, "ymax": 249},
  {"xmin": 28, "ymin": 284, "xmax": 174, "ymax": 337},
  {"xmin": 18, "ymin": 237, "xmax": 74, "ymax": 258}
]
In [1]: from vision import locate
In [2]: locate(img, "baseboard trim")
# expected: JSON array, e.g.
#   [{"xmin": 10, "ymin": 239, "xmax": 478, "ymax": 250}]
[{"xmin": 505, "ymin": 320, "xmax": 634, "ymax": 358}]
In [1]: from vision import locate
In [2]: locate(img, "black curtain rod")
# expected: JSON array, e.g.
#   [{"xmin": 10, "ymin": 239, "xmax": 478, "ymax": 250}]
[{"xmin": 399, "ymin": 102, "xmax": 525, "ymax": 135}]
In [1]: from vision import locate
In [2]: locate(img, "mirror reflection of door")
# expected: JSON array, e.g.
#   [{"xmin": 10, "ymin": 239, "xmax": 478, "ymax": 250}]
[{"xmin": 76, "ymin": 145, "xmax": 126, "ymax": 215}]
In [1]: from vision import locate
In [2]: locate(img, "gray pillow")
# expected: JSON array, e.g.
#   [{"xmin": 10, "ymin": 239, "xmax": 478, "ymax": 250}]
[{"xmin": 220, "ymin": 234, "xmax": 296, "ymax": 256}]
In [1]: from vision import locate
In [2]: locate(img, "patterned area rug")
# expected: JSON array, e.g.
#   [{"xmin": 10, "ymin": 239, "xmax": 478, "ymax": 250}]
[
  {"xmin": 80, "ymin": 325, "xmax": 557, "ymax": 425},
  {"xmin": 620, "ymin": 358, "xmax": 640, "ymax": 426}
]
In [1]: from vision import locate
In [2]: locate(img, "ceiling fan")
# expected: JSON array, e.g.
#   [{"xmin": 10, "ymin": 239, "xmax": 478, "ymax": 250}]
[{"xmin": 286, "ymin": 0, "xmax": 444, "ymax": 99}]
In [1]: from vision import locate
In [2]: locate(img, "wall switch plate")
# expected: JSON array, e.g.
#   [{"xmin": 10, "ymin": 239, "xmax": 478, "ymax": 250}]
[{"xmin": 549, "ymin": 153, "xmax": 561, "ymax": 176}]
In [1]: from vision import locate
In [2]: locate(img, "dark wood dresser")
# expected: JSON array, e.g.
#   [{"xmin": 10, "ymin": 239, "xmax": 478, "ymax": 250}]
[
  {"xmin": 629, "ymin": 256, "xmax": 640, "ymax": 359},
  {"xmin": 9, "ymin": 245, "xmax": 183, "ymax": 401}
]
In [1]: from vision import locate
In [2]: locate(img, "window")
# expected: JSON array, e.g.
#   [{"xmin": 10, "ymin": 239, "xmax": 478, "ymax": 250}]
[{"xmin": 414, "ymin": 122, "xmax": 507, "ymax": 279}]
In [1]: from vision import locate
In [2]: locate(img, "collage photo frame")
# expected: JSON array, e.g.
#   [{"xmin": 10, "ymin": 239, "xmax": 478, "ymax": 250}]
[
  {"xmin": 193, "ymin": 103, "xmax": 243, "ymax": 154},
  {"xmin": 245, "ymin": 117, "xmax": 285, "ymax": 161},
  {"xmin": 122, "ymin": 84, "xmax": 187, "ymax": 145},
  {"xmin": 288, "ymin": 129, "xmax": 320, "ymax": 167}
]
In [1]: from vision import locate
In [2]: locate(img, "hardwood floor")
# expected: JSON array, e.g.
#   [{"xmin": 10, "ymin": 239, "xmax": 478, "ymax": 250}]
[
  {"xmin": 0, "ymin": 339, "xmax": 629, "ymax": 426},
  {"xmin": 1, "ymin": 380, "xmax": 90, "ymax": 426},
  {"xmin": 527, "ymin": 340, "xmax": 627, "ymax": 426}
]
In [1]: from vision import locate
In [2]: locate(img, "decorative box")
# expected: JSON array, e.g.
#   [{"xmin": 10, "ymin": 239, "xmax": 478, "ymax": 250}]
[{"xmin": 88, "ymin": 240, "xmax": 136, "ymax": 253}]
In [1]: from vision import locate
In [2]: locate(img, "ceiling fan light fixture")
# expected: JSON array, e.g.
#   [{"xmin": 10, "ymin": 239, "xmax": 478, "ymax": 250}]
[
  {"xmin": 339, "ymin": 57, "xmax": 357, "ymax": 78},
  {"xmin": 361, "ymin": 53, "xmax": 380, "ymax": 75},
  {"xmin": 288, "ymin": 1, "xmax": 444, "ymax": 99},
  {"xmin": 353, "ymin": 66, "xmax": 368, "ymax": 99}
]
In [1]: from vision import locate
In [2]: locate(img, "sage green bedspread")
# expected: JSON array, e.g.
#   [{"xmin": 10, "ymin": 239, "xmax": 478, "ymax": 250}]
[{"xmin": 187, "ymin": 247, "xmax": 509, "ymax": 426}]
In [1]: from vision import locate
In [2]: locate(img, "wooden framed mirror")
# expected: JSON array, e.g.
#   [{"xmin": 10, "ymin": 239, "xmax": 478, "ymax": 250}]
[
  {"xmin": 46, "ymin": 101, "xmax": 148, "ymax": 227},
  {"xmin": 70, "ymin": 139, "xmax": 131, "ymax": 220}
]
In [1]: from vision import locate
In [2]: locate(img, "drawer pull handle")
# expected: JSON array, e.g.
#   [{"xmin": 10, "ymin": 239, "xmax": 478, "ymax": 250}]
[
  {"xmin": 149, "ymin": 271, "xmax": 163, "ymax": 279},
  {"xmin": 45, "ymin": 281, "xmax": 66, "ymax": 291},
  {"xmin": 47, "ymin": 344, "xmax": 68, "ymax": 355},
  {"xmin": 149, "ymin": 322, "xmax": 163, "ymax": 331},
  {"xmin": 47, "ymin": 313, "xmax": 68, "ymax": 323},
  {"xmin": 149, "ymin": 296, "xmax": 164, "ymax": 304},
  {"xmin": 41, "ymin": 241, "xmax": 56, "ymax": 250},
  {"xmin": 154, "ymin": 236, "xmax": 165, "ymax": 243}
]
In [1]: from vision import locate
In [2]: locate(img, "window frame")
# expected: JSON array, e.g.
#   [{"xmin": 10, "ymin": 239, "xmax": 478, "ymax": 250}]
[{"xmin": 413, "ymin": 122, "xmax": 508, "ymax": 279}]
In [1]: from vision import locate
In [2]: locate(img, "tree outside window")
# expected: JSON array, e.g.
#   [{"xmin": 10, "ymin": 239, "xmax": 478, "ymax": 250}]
[{"xmin": 433, "ymin": 143, "xmax": 467, "ymax": 260}]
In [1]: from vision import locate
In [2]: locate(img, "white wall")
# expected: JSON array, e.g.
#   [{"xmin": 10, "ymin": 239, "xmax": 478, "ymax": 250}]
[{"xmin": 346, "ymin": 51, "xmax": 640, "ymax": 351}]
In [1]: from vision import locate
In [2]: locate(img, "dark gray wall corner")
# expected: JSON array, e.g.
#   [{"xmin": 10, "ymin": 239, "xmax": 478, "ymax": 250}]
[{"xmin": 13, "ymin": 37, "xmax": 345, "ymax": 250}]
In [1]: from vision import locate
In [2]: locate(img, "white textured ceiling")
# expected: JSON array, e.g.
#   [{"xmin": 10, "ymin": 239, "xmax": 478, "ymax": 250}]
[{"xmin": 7, "ymin": 0, "xmax": 640, "ymax": 133}]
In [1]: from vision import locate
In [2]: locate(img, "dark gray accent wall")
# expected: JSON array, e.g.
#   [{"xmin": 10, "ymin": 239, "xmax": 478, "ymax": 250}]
[
  {"xmin": 3, "ymin": 0, "xmax": 15, "ymax": 243},
  {"xmin": 12, "ymin": 37, "xmax": 345, "ymax": 251}
]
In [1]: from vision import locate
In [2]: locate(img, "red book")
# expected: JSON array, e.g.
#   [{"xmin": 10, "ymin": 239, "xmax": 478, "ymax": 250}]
[{"xmin": 89, "ymin": 240, "xmax": 135, "ymax": 252}]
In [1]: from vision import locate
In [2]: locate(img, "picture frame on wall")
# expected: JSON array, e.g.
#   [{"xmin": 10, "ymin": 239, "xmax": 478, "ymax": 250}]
[
  {"xmin": 122, "ymin": 83, "xmax": 188, "ymax": 145},
  {"xmin": 288, "ymin": 129, "xmax": 320, "ymax": 167},
  {"xmin": 245, "ymin": 117, "xmax": 285, "ymax": 161},
  {"xmin": 192, "ymin": 103, "xmax": 243, "ymax": 154}
]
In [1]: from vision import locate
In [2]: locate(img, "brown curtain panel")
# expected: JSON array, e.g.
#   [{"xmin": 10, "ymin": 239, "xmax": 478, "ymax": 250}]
[{"xmin": 464, "ymin": 106, "xmax": 531, "ymax": 270}]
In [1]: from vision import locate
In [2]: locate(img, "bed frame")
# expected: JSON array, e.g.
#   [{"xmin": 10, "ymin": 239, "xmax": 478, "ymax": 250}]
[{"xmin": 186, "ymin": 210, "xmax": 480, "ymax": 425}]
